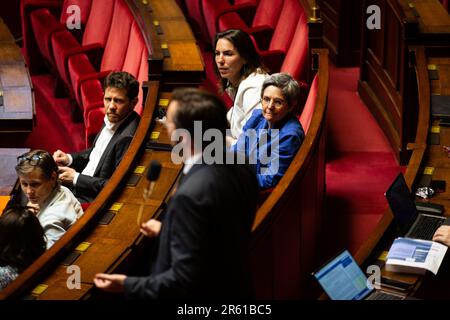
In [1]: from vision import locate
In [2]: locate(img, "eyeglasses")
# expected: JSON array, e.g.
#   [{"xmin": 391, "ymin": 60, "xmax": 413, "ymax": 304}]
[
  {"xmin": 17, "ymin": 154, "xmax": 43, "ymax": 166},
  {"xmin": 261, "ymin": 96, "xmax": 286, "ymax": 109}
]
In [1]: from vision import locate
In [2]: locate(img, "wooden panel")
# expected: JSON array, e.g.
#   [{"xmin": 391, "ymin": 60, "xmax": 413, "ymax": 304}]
[
  {"xmin": 320, "ymin": 0, "xmax": 363, "ymax": 66},
  {"xmin": 414, "ymin": 0, "xmax": 450, "ymax": 33},
  {"xmin": 0, "ymin": 148, "xmax": 28, "ymax": 195},
  {"xmin": 384, "ymin": 8, "xmax": 401, "ymax": 90},
  {"xmin": 159, "ymin": 19, "xmax": 195, "ymax": 40},
  {"xmin": 0, "ymin": 18, "xmax": 34, "ymax": 133},
  {"xmin": 148, "ymin": 0, "xmax": 185, "ymax": 20}
]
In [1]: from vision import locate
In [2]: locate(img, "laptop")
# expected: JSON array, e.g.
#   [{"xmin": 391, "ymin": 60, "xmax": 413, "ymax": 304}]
[
  {"xmin": 313, "ymin": 250, "xmax": 404, "ymax": 300},
  {"xmin": 385, "ymin": 173, "xmax": 450, "ymax": 240}
]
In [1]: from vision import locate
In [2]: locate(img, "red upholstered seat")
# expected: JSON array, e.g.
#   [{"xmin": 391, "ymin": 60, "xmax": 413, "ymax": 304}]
[
  {"xmin": 68, "ymin": 0, "xmax": 134, "ymax": 106},
  {"xmin": 258, "ymin": 0, "xmax": 303, "ymax": 73},
  {"xmin": 81, "ymin": 202, "xmax": 91, "ymax": 211},
  {"xmin": 218, "ymin": 0, "xmax": 283, "ymax": 50},
  {"xmin": 21, "ymin": 0, "xmax": 62, "ymax": 73},
  {"xmin": 184, "ymin": 0, "xmax": 210, "ymax": 44},
  {"xmin": 80, "ymin": 20, "xmax": 148, "ymax": 124},
  {"xmin": 85, "ymin": 104, "xmax": 105, "ymax": 147},
  {"xmin": 51, "ymin": 0, "xmax": 115, "ymax": 90},
  {"xmin": 299, "ymin": 74, "xmax": 319, "ymax": 134},
  {"xmin": 280, "ymin": 13, "xmax": 308, "ymax": 82},
  {"xmin": 201, "ymin": 0, "xmax": 258, "ymax": 43},
  {"xmin": 28, "ymin": 0, "xmax": 92, "ymax": 69}
]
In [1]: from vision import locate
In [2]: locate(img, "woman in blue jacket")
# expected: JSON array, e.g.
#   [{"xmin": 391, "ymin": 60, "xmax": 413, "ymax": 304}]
[{"xmin": 234, "ymin": 73, "xmax": 305, "ymax": 189}]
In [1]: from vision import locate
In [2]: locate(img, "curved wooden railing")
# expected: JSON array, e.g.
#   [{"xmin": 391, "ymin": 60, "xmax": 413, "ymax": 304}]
[
  {"xmin": 354, "ymin": 45, "xmax": 430, "ymax": 267},
  {"xmin": 1, "ymin": 0, "xmax": 328, "ymax": 300},
  {"xmin": 250, "ymin": 48, "xmax": 329, "ymax": 299},
  {"xmin": 0, "ymin": 0, "xmax": 165, "ymax": 300}
]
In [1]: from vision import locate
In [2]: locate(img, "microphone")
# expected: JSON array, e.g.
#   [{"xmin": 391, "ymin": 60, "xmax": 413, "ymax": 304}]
[
  {"xmin": 143, "ymin": 160, "xmax": 162, "ymax": 199},
  {"xmin": 137, "ymin": 160, "xmax": 162, "ymax": 226}
]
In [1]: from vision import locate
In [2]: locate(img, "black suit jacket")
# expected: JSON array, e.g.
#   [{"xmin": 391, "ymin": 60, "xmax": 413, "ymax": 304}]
[
  {"xmin": 124, "ymin": 157, "xmax": 258, "ymax": 300},
  {"xmin": 71, "ymin": 111, "xmax": 140, "ymax": 203}
]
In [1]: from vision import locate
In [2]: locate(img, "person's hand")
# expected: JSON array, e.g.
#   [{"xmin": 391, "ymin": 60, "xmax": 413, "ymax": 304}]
[
  {"xmin": 433, "ymin": 225, "xmax": 450, "ymax": 246},
  {"xmin": 26, "ymin": 201, "xmax": 40, "ymax": 213},
  {"xmin": 58, "ymin": 166, "xmax": 76, "ymax": 185},
  {"xmin": 93, "ymin": 273, "xmax": 126, "ymax": 293},
  {"xmin": 53, "ymin": 150, "xmax": 69, "ymax": 166},
  {"xmin": 140, "ymin": 219, "xmax": 162, "ymax": 238}
]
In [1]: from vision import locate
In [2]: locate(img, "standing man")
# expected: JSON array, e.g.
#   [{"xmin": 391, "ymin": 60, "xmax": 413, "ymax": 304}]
[
  {"xmin": 53, "ymin": 71, "xmax": 140, "ymax": 203},
  {"xmin": 94, "ymin": 88, "xmax": 259, "ymax": 300}
]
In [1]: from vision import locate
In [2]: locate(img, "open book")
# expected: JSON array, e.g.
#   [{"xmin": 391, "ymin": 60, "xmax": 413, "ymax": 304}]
[{"xmin": 385, "ymin": 237, "xmax": 447, "ymax": 275}]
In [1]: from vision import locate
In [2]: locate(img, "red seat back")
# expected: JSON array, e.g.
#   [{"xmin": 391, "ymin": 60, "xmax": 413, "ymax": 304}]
[
  {"xmin": 281, "ymin": 13, "xmax": 308, "ymax": 82},
  {"xmin": 60, "ymin": 0, "xmax": 92, "ymax": 28},
  {"xmin": 135, "ymin": 46, "xmax": 149, "ymax": 116},
  {"xmin": 82, "ymin": 0, "xmax": 116, "ymax": 47},
  {"xmin": 268, "ymin": 0, "xmax": 302, "ymax": 52},
  {"xmin": 252, "ymin": 0, "xmax": 283, "ymax": 29},
  {"xmin": 299, "ymin": 74, "xmax": 318, "ymax": 133},
  {"xmin": 122, "ymin": 22, "xmax": 146, "ymax": 78},
  {"xmin": 100, "ymin": 0, "xmax": 134, "ymax": 71}
]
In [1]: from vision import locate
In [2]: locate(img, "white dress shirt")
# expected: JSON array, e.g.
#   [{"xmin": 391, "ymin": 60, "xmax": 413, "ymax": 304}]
[
  {"xmin": 183, "ymin": 152, "xmax": 203, "ymax": 175},
  {"xmin": 70, "ymin": 115, "xmax": 125, "ymax": 185}
]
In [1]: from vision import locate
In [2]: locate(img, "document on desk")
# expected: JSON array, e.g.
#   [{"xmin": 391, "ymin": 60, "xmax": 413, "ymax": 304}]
[{"xmin": 386, "ymin": 237, "xmax": 447, "ymax": 275}]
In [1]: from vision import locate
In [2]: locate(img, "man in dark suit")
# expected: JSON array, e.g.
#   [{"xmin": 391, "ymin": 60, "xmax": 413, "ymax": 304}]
[
  {"xmin": 53, "ymin": 71, "xmax": 140, "ymax": 203},
  {"xmin": 94, "ymin": 88, "xmax": 259, "ymax": 300}
]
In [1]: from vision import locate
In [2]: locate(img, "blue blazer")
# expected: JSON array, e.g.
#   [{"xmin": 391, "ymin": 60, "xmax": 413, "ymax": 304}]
[{"xmin": 234, "ymin": 109, "xmax": 305, "ymax": 189}]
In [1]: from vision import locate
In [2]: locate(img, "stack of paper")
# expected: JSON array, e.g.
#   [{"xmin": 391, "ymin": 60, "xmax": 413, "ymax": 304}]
[{"xmin": 386, "ymin": 237, "xmax": 447, "ymax": 275}]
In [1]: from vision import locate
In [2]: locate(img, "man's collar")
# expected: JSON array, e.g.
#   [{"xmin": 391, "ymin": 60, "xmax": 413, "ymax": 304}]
[
  {"xmin": 103, "ymin": 112, "xmax": 133, "ymax": 131},
  {"xmin": 182, "ymin": 151, "xmax": 203, "ymax": 175}
]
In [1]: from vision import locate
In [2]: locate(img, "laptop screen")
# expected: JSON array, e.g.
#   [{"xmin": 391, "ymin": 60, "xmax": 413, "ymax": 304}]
[
  {"xmin": 313, "ymin": 250, "xmax": 372, "ymax": 300},
  {"xmin": 385, "ymin": 173, "xmax": 418, "ymax": 231}
]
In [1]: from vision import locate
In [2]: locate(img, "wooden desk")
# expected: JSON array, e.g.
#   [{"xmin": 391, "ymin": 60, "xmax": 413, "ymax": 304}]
[
  {"xmin": 0, "ymin": 148, "xmax": 28, "ymax": 196},
  {"xmin": 358, "ymin": 0, "xmax": 450, "ymax": 164},
  {"xmin": 353, "ymin": 45, "xmax": 450, "ymax": 300},
  {"xmin": 0, "ymin": 17, "xmax": 34, "ymax": 133}
]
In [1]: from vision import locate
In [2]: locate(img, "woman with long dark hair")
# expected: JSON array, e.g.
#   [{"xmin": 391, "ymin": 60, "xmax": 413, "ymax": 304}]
[
  {"xmin": 214, "ymin": 29, "xmax": 269, "ymax": 145},
  {"xmin": 0, "ymin": 206, "xmax": 46, "ymax": 290}
]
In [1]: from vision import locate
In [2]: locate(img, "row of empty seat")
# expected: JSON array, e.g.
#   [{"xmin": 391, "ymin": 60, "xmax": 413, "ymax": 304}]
[
  {"xmin": 180, "ymin": 0, "xmax": 309, "ymax": 106},
  {"xmin": 21, "ymin": 0, "xmax": 149, "ymax": 147}
]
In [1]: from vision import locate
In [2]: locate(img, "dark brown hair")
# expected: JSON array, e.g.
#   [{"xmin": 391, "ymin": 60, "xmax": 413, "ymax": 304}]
[
  {"xmin": 0, "ymin": 206, "xmax": 46, "ymax": 272},
  {"xmin": 15, "ymin": 149, "xmax": 58, "ymax": 180},
  {"xmin": 103, "ymin": 71, "xmax": 139, "ymax": 101},
  {"xmin": 214, "ymin": 29, "xmax": 265, "ymax": 93},
  {"xmin": 171, "ymin": 88, "xmax": 228, "ymax": 148}
]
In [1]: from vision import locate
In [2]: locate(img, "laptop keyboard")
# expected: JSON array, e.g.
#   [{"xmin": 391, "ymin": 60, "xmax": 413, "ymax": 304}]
[
  {"xmin": 367, "ymin": 291, "xmax": 403, "ymax": 300},
  {"xmin": 408, "ymin": 215, "xmax": 446, "ymax": 240}
]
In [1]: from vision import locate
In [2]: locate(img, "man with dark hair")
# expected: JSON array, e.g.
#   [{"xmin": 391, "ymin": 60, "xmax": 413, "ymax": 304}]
[
  {"xmin": 53, "ymin": 71, "xmax": 140, "ymax": 203},
  {"xmin": 94, "ymin": 88, "xmax": 259, "ymax": 300}
]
